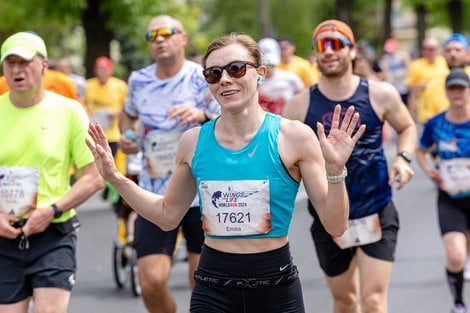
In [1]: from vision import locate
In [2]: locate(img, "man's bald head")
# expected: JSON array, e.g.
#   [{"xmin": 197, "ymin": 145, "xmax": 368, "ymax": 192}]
[{"xmin": 147, "ymin": 15, "xmax": 185, "ymax": 32}]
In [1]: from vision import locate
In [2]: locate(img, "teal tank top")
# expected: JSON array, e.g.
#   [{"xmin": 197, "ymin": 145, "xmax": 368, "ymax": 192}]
[{"xmin": 191, "ymin": 113, "xmax": 300, "ymax": 238}]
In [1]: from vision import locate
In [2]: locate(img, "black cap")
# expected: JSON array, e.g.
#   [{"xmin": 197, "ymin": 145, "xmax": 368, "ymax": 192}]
[{"xmin": 446, "ymin": 68, "xmax": 470, "ymax": 88}]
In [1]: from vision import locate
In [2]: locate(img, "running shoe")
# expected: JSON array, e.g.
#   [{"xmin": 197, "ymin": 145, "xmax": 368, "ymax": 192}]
[{"xmin": 451, "ymin": 303, "xmax": 467, "ymax": 313}]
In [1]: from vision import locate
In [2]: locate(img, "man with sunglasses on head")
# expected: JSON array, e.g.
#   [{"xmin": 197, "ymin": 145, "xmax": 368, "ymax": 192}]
[
  {"xmin": 118, "ymin": 15, "xmax": 219, "ymax": 313},
  {"xmin": 284, "ymin": 19, "xmax": 417, "ymax": 313}
]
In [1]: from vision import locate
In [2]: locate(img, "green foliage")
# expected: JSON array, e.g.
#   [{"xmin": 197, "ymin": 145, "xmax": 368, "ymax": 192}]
[{"xmin": 2, "ymin": 0, "xmax": 470, "ymax": 76}]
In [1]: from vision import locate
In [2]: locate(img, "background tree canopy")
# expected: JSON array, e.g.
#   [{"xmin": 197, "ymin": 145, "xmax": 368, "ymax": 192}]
[{"xmin": 0, "ymin": 0, "xmax": 468, "ymax": 78}]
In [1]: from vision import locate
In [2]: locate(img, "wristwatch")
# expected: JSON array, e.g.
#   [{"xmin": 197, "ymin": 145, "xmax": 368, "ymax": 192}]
[
  {"xmin": 51, "ymin": 204, "xmax": 62, "ymax": 219},
  {"xmin": 397, "ymin": 151, "xmax": 412, "ymax": 163}
]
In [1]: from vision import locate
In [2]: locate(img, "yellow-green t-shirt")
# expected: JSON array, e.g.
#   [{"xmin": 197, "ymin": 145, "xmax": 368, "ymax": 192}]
[
  {"xmin": 277, "ymin": 55, "xmax": 318, "ymax": 88},
  {"xmin": 0, "ymin": 91, "xmax": 94, "ymax": 222},
  {"xmin": 421, "ymin": 66, "xmax": 470, "ymax": 124},
  {"xmin": 85, "ymin": 76, "xmax": 128, "ymax": 142}
]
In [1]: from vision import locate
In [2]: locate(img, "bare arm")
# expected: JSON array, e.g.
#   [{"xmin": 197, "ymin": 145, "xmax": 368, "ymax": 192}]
[
  {"xmin": 370, "ymin": 80, "xmax": 417, "ymax": 189},
  {"xmin": 416, "ymin": 146, "xmax": 441, "ymax": 183},
  {"xmin": 282, "ymin": 88, "xmax": 310, "ymax": 121},
  {"xmin": 87, "ymin": 123, "xmax": 198, "ymax": 231},
  {"xmin": 281, "ymin": 105, "xmax": 365, "ymax": 236}
]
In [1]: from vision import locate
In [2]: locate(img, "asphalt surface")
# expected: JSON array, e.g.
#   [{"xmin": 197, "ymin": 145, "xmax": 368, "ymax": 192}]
[{"xmin": 67, "ymin": 142, "xmax": 469, "ymax": 313}]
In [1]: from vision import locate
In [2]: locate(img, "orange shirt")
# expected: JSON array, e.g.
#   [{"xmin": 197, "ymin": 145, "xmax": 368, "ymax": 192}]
[{"xmin": 0, "ymin": 70, "xmax": 82, "ymax": 105}]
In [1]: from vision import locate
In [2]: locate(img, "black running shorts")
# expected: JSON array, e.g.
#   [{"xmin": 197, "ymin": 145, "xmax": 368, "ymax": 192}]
[
  {"xmin": 437, "ymin": 190, "xmax": 470, "ymax": 235},
  {"xmin": 310, "ymin": 201, "xmax": 399, "ymax": 277},
  {"xmin": 0, "ymin": 227, "xmax": 77, "ymax": 304},
  {"xmin": 134, "ymin": 206, "xmax": 204, "ymax": 258},
  {"xmin": 190, "ymin": 244, "xmax": 305, "ymax": 313}
]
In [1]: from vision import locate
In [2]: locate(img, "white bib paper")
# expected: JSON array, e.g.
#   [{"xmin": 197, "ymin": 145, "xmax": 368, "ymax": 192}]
[
  {"xmin": 333, "ymin": 213, "xmax": 382, "ymax": 249},
  {"xmin": 0, "ymin": 166, "xmax": 39, "ymax": 217},
  {"xmin": 143, "ymin": 131, "xmax": 182, "ymax": 179},
  {"xmin": 92, "ymin": 109, "xmax": 112, "ymax": 129},
  {"xmin": 199, "ymin": 180, "xmax": 271, "ymax": 236},
  {"xmin": 439, "ymin": 158, "xmax": 470, "ymax": 196}
]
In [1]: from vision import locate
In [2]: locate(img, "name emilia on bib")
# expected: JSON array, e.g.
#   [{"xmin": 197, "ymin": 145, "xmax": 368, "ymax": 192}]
[
  {"xmin": 199, "ymin": 180, "xmax": 271, "ymax": 236},
  {"xmin": 0, "ymin": 166, "xmax": 39, "ymax": 217}
]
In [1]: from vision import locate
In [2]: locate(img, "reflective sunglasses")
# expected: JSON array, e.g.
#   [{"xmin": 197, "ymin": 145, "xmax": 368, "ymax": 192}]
[
  {"xmin": 203, "ymin": 61, "xmax": 258, "ymax": 84},
  {"xmin": 145, "ymin": 28, "xmax": 182, "ymax": 42},
  {"xmin": 312, "ymin": 37, "xmax": 352, "ymax": 52}
]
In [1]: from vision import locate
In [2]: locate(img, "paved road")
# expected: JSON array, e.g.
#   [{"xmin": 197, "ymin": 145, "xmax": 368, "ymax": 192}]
[{"xmin": 68, "ymin": 144, "xmax": 469, "ymax": 313}]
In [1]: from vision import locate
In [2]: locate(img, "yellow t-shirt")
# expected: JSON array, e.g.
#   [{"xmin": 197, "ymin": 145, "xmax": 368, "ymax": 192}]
[
  {"xmin": 277, "ymin": 55, "xmax": 318, "ymax": 88},
  {"xmin": 0, "ymin": 91, "xmax": 93, "ymax": 222},
  {"xmin": 85, "ymin": 76, "xmax": 128, "ymax": 142},
  {"xmin": 422, "ymin": 66, "xmax": 470, "ymax": 123},
  {"xmin": 405, "ymin": 56, "xmax": 448, "ymax": 123}
]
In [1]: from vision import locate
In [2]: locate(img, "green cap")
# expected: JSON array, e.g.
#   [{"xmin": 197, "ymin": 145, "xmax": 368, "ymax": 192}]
[{"xmin": 1, "ymin": 32, "xmax": 47, "ymax": 62}]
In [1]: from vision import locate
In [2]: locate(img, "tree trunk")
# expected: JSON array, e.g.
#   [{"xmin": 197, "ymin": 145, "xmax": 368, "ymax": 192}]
[
  {"xmin": 82, "ymin": 0, "xmax": 113, "ymax": 78},
  {"xmin": 447, "ymin": 0, "xmax": 463, "ymax": 33},
  {"xmin": 383, "ymin": 0, "xmax": 393, "ymax": 42},
  {"xmin": 336, "ymin": 0, "xmax": 353, "ymax": 25},
  {"xmin": 415, "ymin": 4, "xmax": 426, "ymax": 57},
  {"xmin": 258, "ymin": 0, "xmax": 272, "ymax": 37}
]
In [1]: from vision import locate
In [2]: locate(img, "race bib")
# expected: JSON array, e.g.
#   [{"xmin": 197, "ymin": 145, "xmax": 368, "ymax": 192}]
[
  {"xmin": 333, "ymin": 213, "xmax": 382, "ymax": 249},
  {"xmin": 439, "ymin": 158, "xmax": 470, "ymax": 197},
  {"xmin": 143, "ymin": 131, "xmax": 182, "ymax": 179},
  {"xmin": 0, "ymin": 166, "xmax": 39, "ymax": 217},
  {"xmin": 92, "ymin": 109, "xmax": 112, "ymax": 129},
  {"xmin": 199, "ymin": 180, "xmax": 271, "ymax": 236}
]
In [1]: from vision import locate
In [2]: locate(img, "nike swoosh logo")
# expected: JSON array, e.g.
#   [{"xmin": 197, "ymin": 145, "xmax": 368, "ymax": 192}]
[
  {"xmin": 279, "ymin": 264, "xmax": 289, "ymax": 271},
  {"xmin": 247, "ymin": 143, "xmax": 259, "ymax": 158}
]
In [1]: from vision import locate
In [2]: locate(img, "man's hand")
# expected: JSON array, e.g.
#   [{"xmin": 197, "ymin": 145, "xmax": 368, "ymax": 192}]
[
  {"xmin": 119, "ymin": 134, "xmax": 140, "ymax": 155},
  {"xmin": 317, "ymin": 105, "xmax": 366, "ymax": 174},
  {"xmin": 389, "ymin": 158, "xmax": 415, "ymax": 190},
  {"xmin": 0, "ymin": 212, "xmax": 22, "ymax": 239},
  {"xmin": 21, "ymin": 206, "xmax": 55, "ymax": 237},
  {"xmin": 168, "ymin": 105, "xmax": 206, "ymax": 125}
]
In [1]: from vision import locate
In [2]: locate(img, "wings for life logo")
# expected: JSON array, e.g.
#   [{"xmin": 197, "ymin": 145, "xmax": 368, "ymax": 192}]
[
  {"xmin": 321, "ymin": 107, "xmax": 362, "ymax": 132},
  {"xmin": 210, "ymin": 186, "xmax": 259, "ymax": 209}
]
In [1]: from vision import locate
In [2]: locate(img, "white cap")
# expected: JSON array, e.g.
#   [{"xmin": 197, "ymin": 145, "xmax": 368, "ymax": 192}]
[{"xmin": 258, "ymin": 38, "xmax": 280, "ymax": 66}]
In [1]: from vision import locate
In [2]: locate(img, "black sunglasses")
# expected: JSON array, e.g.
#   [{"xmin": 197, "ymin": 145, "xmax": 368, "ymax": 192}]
[{"xmin": 203, "ymin": 61, "xmax": 258, "ymax": 84}]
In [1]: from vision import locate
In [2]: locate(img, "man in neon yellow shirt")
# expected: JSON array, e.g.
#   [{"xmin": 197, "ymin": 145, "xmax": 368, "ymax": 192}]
[
  {"xmin": 85, "ymin": 56, "xmax": 128, "ymax": 156},
  {"xmin": 277, "ymin": 36, "xmax": 318, "ymax": 88},
  {"xmin": 0, "ymin": 31, "xmax": 103, "ymax": 312},
  {"xmin": 422, "ymin": 33, "xmax": 470, "ymax": 124}
]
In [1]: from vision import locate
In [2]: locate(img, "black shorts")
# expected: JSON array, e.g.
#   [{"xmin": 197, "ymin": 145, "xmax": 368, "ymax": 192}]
[
  {"xmin": 437, "ymin": 190, "xmax": 470, "ymax": 235},
  {"xmin": 310, "ymin": 201, "xmax": 399, "ymax": 277},
  {"xmin": 0, "ymin": 227, "xmax": 77, "ymax": 304},
  {"xmin": 134, "ymin": 206, "xmax": 204, "ymax": 258},
  {"xmin": 190, "ymin": 244, "xmax": 305, "ymax": 313}
]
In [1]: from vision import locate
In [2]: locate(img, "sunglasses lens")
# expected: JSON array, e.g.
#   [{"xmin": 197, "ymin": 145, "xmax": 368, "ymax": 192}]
[
  {"xmin": 226, "ymin": 62, "xmax": 246, "ymax": 78},
  {"xmin": 313, "ymin": 38, "xmax": 348, "ymax": 52},
  {"xmin": 203, "ymin": 68, "xmax": 222, "ymax": 84},
  {"xmin": 145, "ymin": 28, "xmax": 178, "ymax": 41},
  {"xmin": 158, "ymin": 28, "xmax": 173, "ymax": 38}
]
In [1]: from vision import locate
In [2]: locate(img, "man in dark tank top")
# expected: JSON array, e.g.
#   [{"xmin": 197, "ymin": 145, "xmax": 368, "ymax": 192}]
[{"xmin": 283, "ymin": 19, "xmax": 417, "ymax": 313}]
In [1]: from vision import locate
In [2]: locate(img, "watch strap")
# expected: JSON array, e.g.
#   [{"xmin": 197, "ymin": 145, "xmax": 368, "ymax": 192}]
[
  {"xmin": 397, "ymin": 151, "xmax": 412, "ymax": 163},
  {"xmin": 51, "ymin": 204, "xmax": 62, "ymax": 219}
]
